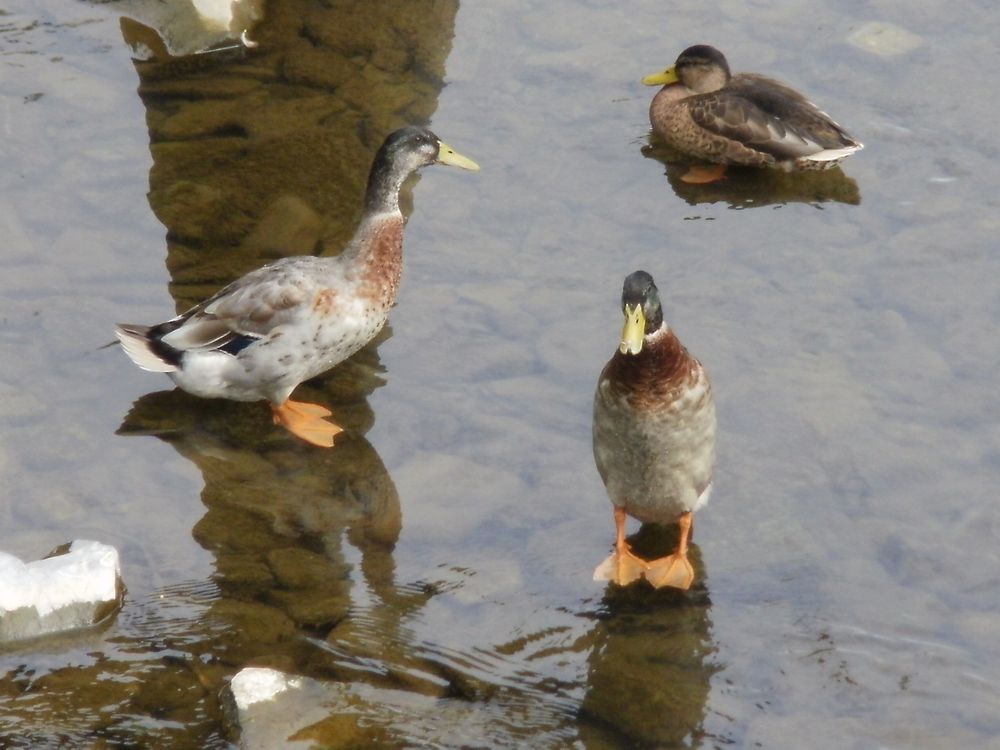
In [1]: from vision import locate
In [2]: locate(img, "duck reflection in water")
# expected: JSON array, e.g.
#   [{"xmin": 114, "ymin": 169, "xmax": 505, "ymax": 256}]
[
  {"xmin": 593, "ymin": 272, "xmax": 717, "ymax": 590},
  {"xmin": 119, "ymin": 342, "xmax": 404, "ymax": 616},
  {"xmin": 579, "ymin": 551, "xmax": 720, "ymax": 748},
  {"xmin": 642, "ymin": 140, "xmax": 860, "ymax": 208}
]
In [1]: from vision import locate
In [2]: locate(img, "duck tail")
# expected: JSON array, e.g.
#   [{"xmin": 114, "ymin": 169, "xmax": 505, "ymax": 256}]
[
  {"xmin": 115, "ymin": 324, "xmax": 179, "ymax": 373},
  {"xmin": 804, "ymin": 142, "xmax": 864, "ymax": 165}
]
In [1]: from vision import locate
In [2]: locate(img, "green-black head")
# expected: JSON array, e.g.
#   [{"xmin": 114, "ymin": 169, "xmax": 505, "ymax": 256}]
[{"xmin": 619, "ymin": 270, "xmax": 665, "ymax": 355}]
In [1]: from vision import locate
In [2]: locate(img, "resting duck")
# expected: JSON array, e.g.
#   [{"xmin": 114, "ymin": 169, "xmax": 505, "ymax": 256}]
[
  {"xmin": 643, "ymin": 44, "xmax": 863, "ymax": 184},
  {"xmin": 117, "ymin": 126, "xmax": 479, "ymax": 447},
  {"xmin": 592, "ymin": 271, "xmax": 717, "ymax": 589}
]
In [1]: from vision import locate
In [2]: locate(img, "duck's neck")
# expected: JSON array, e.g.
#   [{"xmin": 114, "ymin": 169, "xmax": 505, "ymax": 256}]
[
  {"xmin": 340, "ymin": 149, "xmax": 413, "ymax": 302},
  {"xmin": 364, "ymin": 156, "xmax": 411, "ymax": 216},
  {"xmin": 343, "ymin": 212, "xmax": 405, "ymax": 305}
]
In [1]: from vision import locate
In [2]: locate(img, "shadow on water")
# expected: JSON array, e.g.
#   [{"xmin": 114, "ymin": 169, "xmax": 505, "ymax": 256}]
[
  {"xmin": 641, "ymin": 140, "xmax": 861, "ymax": 209},
  {"xmin": 116, "ymin": 339, "xmax": 410, "ymax": 655}
]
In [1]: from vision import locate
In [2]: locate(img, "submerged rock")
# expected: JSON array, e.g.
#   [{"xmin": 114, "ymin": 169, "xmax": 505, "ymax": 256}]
[
  {"xmin": 846, "ymin": 21, "xmax": 924, "ymax": 58},
  {"xmin": 224, "ymin": 667, "xmax": 394, "ymax": 749},
  {"xmin": 0, "ymin": 540, "xmax": 124, "ymax": 643}
]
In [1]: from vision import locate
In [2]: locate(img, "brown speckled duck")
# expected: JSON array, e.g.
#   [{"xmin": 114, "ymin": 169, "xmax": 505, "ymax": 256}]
[
  {"xmin": 643, "ymin": 45, "xmax": 863, "ymax": 184},
  {"xmin": 117, "ymin": 126, "xmax": 478, "ymax": 447},
  {"xmin": 593, "ymin": 271, "xmax": 717, "ymax": 589}
]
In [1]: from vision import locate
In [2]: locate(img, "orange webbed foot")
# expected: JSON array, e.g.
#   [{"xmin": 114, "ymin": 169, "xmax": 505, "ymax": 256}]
[
  {"xmin": 644, "ymin": 553, "xmax": 695, "ymax": 590},
  {"xmin": 593, "ymin": 545, "xmax": 647, "ymax": 586},
  {"xmin": 680, "ymin": 164, "xmax": 728, "ymax": 184},
  {"xmin": 271, "ymin": 399, "xmax": 343, "ymax": 447}
]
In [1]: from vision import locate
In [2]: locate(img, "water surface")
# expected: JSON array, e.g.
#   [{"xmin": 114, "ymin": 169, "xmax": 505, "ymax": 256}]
[{"xmin": 2, "ymin": 0, "xmax": 999, "ymax": 747}]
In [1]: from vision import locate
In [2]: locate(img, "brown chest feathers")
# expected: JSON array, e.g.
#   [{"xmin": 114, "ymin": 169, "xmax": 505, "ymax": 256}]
[
  {"xmin": 359, "ymin": 215, "xmax": 405, "ymax": 304},
  {"xmin": 602, "ymin": 328, "xmax": 708, "ymax": 411}
]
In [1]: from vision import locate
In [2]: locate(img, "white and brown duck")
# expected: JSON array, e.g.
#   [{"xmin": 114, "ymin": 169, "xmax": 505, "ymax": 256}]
[{"xmin": 116, "ymin": 126, "xmax": 478, "ymax": 447}]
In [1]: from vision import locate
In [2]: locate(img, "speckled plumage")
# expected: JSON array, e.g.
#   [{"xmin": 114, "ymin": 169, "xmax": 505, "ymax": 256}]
[
  {"xmin": 645, "ymin": 45, "xmax": 863, "ymax": 172},
  {"xmin": 116, "ymin": 126, "xmax": 478, "ymax": 445}
]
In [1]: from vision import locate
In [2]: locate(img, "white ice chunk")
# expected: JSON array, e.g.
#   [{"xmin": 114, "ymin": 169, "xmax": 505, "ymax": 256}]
[
  {"xmin": 0, "ymin": 540, "xmax": 124, "ymax": 642},
  {"xmin": 230, "ymin": 667, "xmax": 300, "ymax": 710}
]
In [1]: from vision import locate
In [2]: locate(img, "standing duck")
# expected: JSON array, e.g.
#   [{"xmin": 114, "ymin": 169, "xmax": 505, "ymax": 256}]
[
  {"xmin": 643, "ymin": 44, "xmax": 863, "ymax": 184},
  {"xmin": 592, "ymin": 271, "xmax": 717, "ymax": 589},
  {"xmin": 116, "ymin": 126, "xmax": 478, "ymax": 447}
]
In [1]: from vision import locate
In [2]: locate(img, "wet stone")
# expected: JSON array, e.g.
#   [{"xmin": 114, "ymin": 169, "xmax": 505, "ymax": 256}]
[
  {"xmin": 282, "ymin": 42, "xmax": 357, "ymax": 90},
  {"xmin": 266, "ymin": 547, "xmax": 351, "ymax": 589},
  {"xmin": 266, "ymin": 590, "xmax": 350, "ymax": 630},
  {"xmin": 155, "ymin": 98, "xmax": 257, "ymax": 141},
  {"xmin": 154, "ymin": 174, "xmax": 251, "ymax": 244},
  {"xmin": 847, "ymin": 21, "xmax": 924, "ymax": 57},
  {"xmin": 213, "ymin": 555, "xmax": 275, "ymax": 589},
  {"xmin": 138, "ymin": 74, "xmax": 264, "ymax": 100},
  {"xmin": 204, "ymin": 599, "xmax": 297, "ymax": 647},
  {"xmin": 192, "ymin": 506, "xmax": 284, "ymax": 556},
  {"xmin": 224, "ymin": 667, "xmax": 398, "ymax": 749}
]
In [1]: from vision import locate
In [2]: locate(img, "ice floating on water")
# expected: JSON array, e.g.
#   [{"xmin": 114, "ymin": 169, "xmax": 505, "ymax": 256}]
[
  {"xmin": 0, "ymin": 540, "xmax": 124, "ymax": 643},
  {"xmin": 230, "ymin": 667, "xmax": 301, "ymax": 710}
]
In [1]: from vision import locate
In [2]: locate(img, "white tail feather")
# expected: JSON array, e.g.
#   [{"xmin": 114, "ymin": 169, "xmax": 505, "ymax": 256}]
[
  {"xmin": 115, "ymin": 326, "xmax": 177, "ymax": 373},
  {"xmin": 804, "ymin": 143, "xmax": 863, "ymax": 163}
]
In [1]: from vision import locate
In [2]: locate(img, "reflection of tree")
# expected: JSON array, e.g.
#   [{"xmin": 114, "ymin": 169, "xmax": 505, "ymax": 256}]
[
  {"xmin": 642, "ymin": 141, "xmax": 861, "ymax": 208},
  {"xmin": 578, "ymin": 524, "xmax": 719, "ymax": 749},
  {"xmin": 118, "ymin": 339, "xmax": 402, "ymax": 631}
]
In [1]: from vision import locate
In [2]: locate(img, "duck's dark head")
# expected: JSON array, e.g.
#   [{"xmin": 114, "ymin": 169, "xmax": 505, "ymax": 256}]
[
  {"xmin": 619, "ymin": 270, "xmax": 665, "ymax": 355},
  {"xmin": 642, "ymin": 44, "xmax": 731, "ymax": 94},
  {"xmin": 380, "ymin": 126, "xmax": 480, "ymax": 173},
  {"xmin": 365, "ymin": 126, "xmax": 479, "ymax": 213}
]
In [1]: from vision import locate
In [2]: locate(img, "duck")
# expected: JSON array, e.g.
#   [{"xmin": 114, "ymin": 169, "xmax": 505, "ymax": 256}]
[
  {"xmin": 116, "ymin": 126, "xmax": 479, "ymax": 447},
  {"xmin": 592, "ymin": 271, "xmax": 717, "ymax": 589},
  {"xmin": 642, "ymin": 44, "xmax": 863, "ymax": 184}
]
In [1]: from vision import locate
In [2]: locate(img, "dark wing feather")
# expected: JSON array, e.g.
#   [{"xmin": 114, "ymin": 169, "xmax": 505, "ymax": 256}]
[{"xmin": 689, "ymin": 74, "xmax": 857, "ymax": 159}]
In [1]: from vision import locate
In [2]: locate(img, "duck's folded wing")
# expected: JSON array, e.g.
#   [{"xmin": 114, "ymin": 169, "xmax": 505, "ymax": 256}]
[
  {"xmin": 159, "ymin": 317, "xmax": 246, "ymax": 353},
  {"xmin": 686, "ymin": 94, "xmax": 820, "ymax": 159},
  {"xmin": 161, "ymin": 267, "xmax": 311, "ymax": 352},
  {"xmin": 688, "ymin": 77, "xmax": 856, "ymax": 159}
]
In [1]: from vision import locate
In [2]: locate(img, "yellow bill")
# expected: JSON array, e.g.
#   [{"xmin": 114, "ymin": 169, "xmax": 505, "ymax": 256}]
[
  {"xmin": 437, "ymin": 140, "xmax": 480, "ymax": 171},
  {"xmin": 642, "ymin": 66, "xmax": 679, "ymax": 86},
  {"xmin": 619, "ymin": 304, "xmax": 646, "ymax": 355}
]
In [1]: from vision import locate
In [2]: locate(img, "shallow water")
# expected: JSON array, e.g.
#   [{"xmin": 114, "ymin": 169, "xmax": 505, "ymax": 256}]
[{"xmin": 2, "ymin": 0, "xmax": 1000, "ymax": 747}]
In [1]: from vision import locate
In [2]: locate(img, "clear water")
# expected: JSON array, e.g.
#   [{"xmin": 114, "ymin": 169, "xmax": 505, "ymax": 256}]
[{"xmin": 2, "ymin": 0, "xmax": 999, "ymax": 747}]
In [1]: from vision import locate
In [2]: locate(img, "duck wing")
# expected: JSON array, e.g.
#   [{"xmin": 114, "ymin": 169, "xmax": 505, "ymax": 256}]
[
  {"xmin": 159, "ymin": 257, "xmax": 317, "ymax": 353},
  {"xmin": 687, "ymin": 74, "xmax": 858, "ymax": 159}
]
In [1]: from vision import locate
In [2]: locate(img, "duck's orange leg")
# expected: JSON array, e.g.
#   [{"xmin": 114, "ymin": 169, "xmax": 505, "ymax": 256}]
[
  {"xmin": 593, "ymin": 506, "xmax": 646, "ymax": 586},
  {"xmin": 271, "ymin": 399, "xmax": 343, "ymax": 448},
  {"xmin": 644, "ymin": 512, "xmax": 695, "ymax": 590},
  {"xmin": 681, "ymin": 164, "xmax": 728, "ymax": 184}
]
